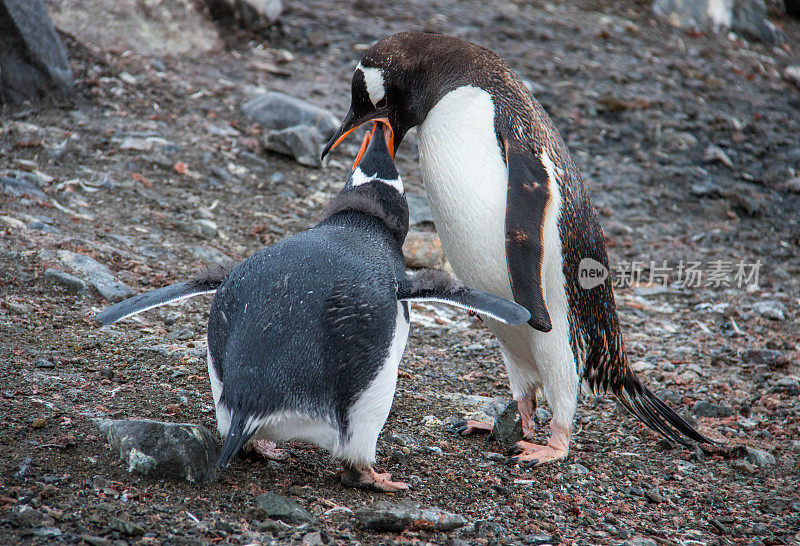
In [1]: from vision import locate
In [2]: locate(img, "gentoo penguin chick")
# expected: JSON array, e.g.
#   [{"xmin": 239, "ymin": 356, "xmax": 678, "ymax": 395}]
[
  {"xmin": 96, "ymin": 121, "xmax": 530, "ymax": 490},
  {"xmin": 322, "ymin": 32, "xmax": 712, "ymax": 466}
]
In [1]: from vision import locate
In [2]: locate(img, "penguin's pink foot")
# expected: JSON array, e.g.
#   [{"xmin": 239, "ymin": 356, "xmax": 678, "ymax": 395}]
[
  {"xmin": 248, "ymin": 440, "xmax": 289, "ymax": 461},
  {"xmin": 453, "ymin": 419, "xmax": 493, "ymax": 436},
  {"xmin": 505, "ymin": 422, "xmax": 570, "ymax": 467},
  {"xmin": 342, "ymin": 465, "xmax": 410, "ymax": 492}
]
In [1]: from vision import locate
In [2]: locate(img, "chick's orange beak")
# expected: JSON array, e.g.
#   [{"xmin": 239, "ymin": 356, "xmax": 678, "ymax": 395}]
[{"xmin": 351, "ymin": 119, "xmax": 394, "ymax": 170}]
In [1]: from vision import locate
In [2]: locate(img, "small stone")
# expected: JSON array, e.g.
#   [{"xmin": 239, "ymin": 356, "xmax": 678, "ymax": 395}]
[
  {"xmin": 31, "ymin": 418, "xmax": 46, "ymax": 428},
  {"xmin": 36, "ymin": 358, "xmax": 55, "ymax": 368},
  {"xmin": 187, "ymin": 219, "xmax": 218, "ymax": 239},
  {"xmin": 1, "ymin": 175, "xmax": 48, "ymax": 200},
  {"xmin": 774, "ymin": 377, "xmax": 800, "ymax": 396},
  {"xmin": 403, "ymin": 231, "xmax": 447, "ymax": 269},
  {"xmin": 644, "ymin": 486, "xmax": 663, "ymax": 503},
  {"xmin": 385, "ymin": 432, "xmax": 414, "ymax": 447},
  {"xmin": 704, "ymin": 145, "xmax": 734, "ymax": 168},
  {"xmin": 214, "ymin": 0, "xmax": 283, "ymax": 29},
  {"xmin": 474, "ymin": 520, "xmax": 506, "ymax": 537},
  {"xmin": 40, "ymin": 250, "xmax": 133, "ymax": 302},
  {"xmin": 752, "ymin": 300, "xmax": 786, "ymax": 321},
  {"xmin": 741, "ymin": 348, "xmax": 790, "ymax": 368},
  {"xmin": 95, "ymin": 419, "xmax": 219, "ymax": 483},
  {"xmin": 166, "ymin": 329, "xmax": 194, "ymax": 341},
  {"xmin": 242, "ymin": 91, "xmax": 337, "ymax": 144},
  {"xmin": 14, "ymin": 457, "xmax": 31, "ymax": 479},
  {"xmin": 661, "ymin": 130, "xmax": 697, "ymax": 151},
  {"xmin": 690, "ymin": 179, "xmax": 723, "ymax": 198},
  {"xmin": 256, "ymin": 492, "xmax": 313, "ymax": 524},
  {"xmin": 43, "ymin": 269, "xmax": 89, "ymax": 296},
  {"xmin": 263, "ymin": 125, "xmax": 325, "ymax": 168},
  {"xmin": 188, "ymin": 246, "xmax": 230, "ymax": 263},
  {"xmin": 119, "ymin": 137, "xmax": 153, "ymax": 151},
  {"xmin": 524, "ymin": 533, "xmax": 553, "ymax": 545},
  {"xmin": 652, "ymin": 0, "xmax": 775, "ymax": 43},
  {"xmin": 783, "ymin": 176, "xmax": 800, "ymax": 194},
  {"xmin": 784, "ymin": 65, "xmax": 800, "ymax": 90},
  {"xmin": 734, "ymin": 445, "xmax": 776, "ymax": 467},
  {"xmin": 107, "ymin": 516, "xmax": 145, "ymax": 536},
  {"xmin": 301, "ymin": 531, "xmax": 325, "ymax": 546},
  {"xmin": 421, "ymin": 415, "xmax": 443, "ymax": 427},
  {"xmin": 569, "ymin": 463, "xmax": 590, "ymax": 475},
  {"xmin": 31, "ymin": 527, "xmax": 62, "ymax": 538},
  {"xmin": 491, "ymin": 400, "xmax": 524, "ymax": 452},
  {"xmin": 738, "ymin": 417, "xmax": 758, "ymax": 430},
  {"xmin": 270, "ymin": 171, "xmax": 285, "ymax": 183},
  {"xmin": 1, "ymin": 215, "xmax": 26, "ymax": 229},
  {"xmin": 26, "ymin": 220, "xmax": 59, "ymax": 234},
  {"xmin": 731, "ymin": 459, "xmax": 757, "ymax": 474},
  {"xmin": 692, "ymin": 401, "xmax": 733, "ymax": 418},
  {"xmin": 631, "ymin": 360, "xmax": 654, "ymax": 372},
  {"xmin": 625, "ymin": 537, "xmax": 657, "ymax": 546},
  {"xmin": 13, "ymin": 505, "xmax": 45, "ymax": 527},
  {"xmin": 354, "ymin": 501, "xmax": 467, "ymax": 532},
  {"xmin": 535, "ymin": 407, "xmax": 551, "ymax": 424}
]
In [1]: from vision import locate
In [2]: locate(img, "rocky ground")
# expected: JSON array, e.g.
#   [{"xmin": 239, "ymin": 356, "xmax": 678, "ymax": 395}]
[{"xmin": 2, "ymin": 0, "xmax": 800, "ymax": 544}]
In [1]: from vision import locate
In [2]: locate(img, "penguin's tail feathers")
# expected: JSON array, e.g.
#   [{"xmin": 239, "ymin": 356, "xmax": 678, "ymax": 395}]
[
  {"xmin": 613, "ymin": 367, "xmax": 715, "ymax": 446},
  {"xmin": 217, "ymin": 411, "xmax": 258, "ymax": 471},
  {"xmin": 95, "ymin": 259, "xmax": 236, "ymax": 326}
]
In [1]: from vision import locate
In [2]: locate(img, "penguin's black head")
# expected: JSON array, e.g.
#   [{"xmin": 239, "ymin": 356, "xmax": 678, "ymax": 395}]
[
  {"xmin": 323, "ymin": 120, "xmax": 409, "ymax": 244},
  {"xmin": 322, "ymin": 31, "xmax": 471, "ymax": 160},
  {"xmin": 344, "ymin": 120, "xmax": 402, "ymax": 192}
]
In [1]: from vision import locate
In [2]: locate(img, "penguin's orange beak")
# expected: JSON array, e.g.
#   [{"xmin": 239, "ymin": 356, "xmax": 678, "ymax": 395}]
[
  {"xmin": 350, "ymin": 119, "xmax": 394, "ymax": 170},
  {"xmin": 322, "ymin": 116, "xmax": 395, "ymax": 161}
]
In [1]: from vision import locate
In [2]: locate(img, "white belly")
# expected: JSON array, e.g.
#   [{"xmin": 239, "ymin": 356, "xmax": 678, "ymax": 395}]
[
  {"xmin": 417, "ymin": 86, "xmax": 579, "ymax": 413},
  {"xmin": 417, "ymin": 86, "xmax": 513, "ymax": 299}
]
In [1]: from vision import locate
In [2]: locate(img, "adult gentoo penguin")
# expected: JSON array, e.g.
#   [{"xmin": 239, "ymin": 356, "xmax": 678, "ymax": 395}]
[
  {"xmin": 97, "ymin": 121, "xmax": 530, "ymax": 490},
  {"xmin": 322, "ymin": 32, "xmax": 712, "ymax": 466}
]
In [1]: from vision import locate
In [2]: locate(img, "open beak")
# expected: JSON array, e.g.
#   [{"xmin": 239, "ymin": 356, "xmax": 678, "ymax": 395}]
[
  {"xmin": 321, "ymin": 113, "xmax": 395, "ymax": 161},
  {"xmin": 350, "ymin": 119, "xmax": 394, "ymax": 170}
]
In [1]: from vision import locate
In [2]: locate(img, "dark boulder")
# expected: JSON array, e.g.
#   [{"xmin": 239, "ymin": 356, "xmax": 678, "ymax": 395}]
[{"xmin": 0, "ymin": 0, "xmax": 74, "ymax": 104}]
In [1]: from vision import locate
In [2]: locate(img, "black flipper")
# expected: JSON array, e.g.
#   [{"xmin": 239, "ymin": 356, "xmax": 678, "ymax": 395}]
[
  {"xmin": 95, "ymin": 260, "xmax": 236, "ymax": 326},
  {"xmin": 396, "ymin": 269, "xmax": 530, "ymax": 326},
  {"xmin": 503, "ymin": 137, "xmax": 552, "ymax": 332}
]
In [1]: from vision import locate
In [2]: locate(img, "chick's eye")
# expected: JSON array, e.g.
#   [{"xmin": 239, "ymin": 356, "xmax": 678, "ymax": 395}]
[{"xmin": 376, "ymin": 97, "xmax": 387, "ymax": 108}]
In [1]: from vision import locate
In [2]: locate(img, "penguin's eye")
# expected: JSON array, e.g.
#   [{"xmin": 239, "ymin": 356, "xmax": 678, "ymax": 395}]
[{"xmin": 376, "ymin": 97, "xmax": 387, "ymax": 109}]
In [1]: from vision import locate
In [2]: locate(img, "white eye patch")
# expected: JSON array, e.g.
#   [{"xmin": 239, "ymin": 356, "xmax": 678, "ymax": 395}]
[{"xmin": 356, "ymin": 62, "xmax": 386, "ymax": 107}]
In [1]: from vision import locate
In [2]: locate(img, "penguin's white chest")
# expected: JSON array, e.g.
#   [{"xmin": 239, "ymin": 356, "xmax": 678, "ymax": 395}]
[
  {"xmin": 417, "ymin": 86, "xmax": 577, "ymax": 401},
  {"xmin": 417, "ymin": 86, "xmax": 512, "ymax": 298}
]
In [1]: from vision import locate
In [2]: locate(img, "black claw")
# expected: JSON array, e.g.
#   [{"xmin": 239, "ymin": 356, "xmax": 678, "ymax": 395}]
[
  {"xmin": 452, "ymin": 421, "xmax": 468, "ymax": 436},
  {"xmin": 522, "ymin": 459, "xmax": 539, "ymax": 470},
  {"xmin": 505, "ymin": 444, "xmax": 523, "ymax": 456},
  {"xmin": 504, "ymin": 456, "xmax": 519, "ymax": 467}
]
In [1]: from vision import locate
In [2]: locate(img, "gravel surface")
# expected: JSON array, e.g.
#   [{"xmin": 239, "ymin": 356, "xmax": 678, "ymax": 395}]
[{"xmin": 1, "ymin": 1, "xmax": 799, "ymax": 544}]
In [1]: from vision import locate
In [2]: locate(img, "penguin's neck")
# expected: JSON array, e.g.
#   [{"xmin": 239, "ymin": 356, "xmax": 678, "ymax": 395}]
[{"xmin": 322, "ymin": 184, "xmax": 409, "ymax": 245}]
